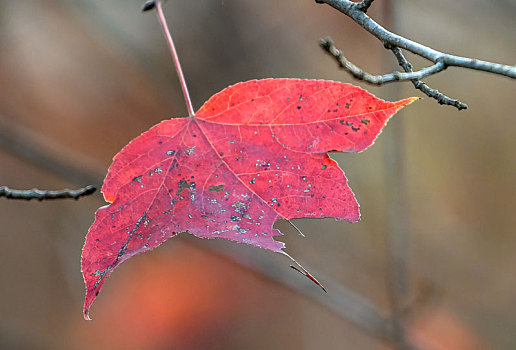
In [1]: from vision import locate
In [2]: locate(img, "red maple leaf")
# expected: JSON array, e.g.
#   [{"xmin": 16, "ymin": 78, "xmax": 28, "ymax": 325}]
[{"xmin": 82, "ymin": 78, "xmax": 416, "ymax": 319}]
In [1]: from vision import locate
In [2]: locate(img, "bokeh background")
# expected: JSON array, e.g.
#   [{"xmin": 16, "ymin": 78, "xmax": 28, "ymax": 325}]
[{"xmin": 1, "ymin": 0, "xmax": 515, "ymax": 349}]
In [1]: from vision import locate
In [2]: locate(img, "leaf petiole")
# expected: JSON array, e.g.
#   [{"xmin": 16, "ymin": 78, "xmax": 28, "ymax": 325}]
[{"xmin": 154, "ymin": 0, "xmax": 195, "ymax": 118}]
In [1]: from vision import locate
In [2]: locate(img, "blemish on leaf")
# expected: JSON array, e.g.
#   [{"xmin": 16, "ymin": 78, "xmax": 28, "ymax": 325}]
[
  {"xmin": 208, "ymin": 184, "xmax": 224, "ymax": 192},
  {"xmin": 185, "ymin": 145, "xmax": 196, "ymax": 155},
  {"xmin": 177, "ymin": 179, "xmax": 195, "ymax": 195}
]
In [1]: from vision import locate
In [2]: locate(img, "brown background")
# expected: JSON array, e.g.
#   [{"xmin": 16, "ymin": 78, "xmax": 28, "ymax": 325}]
[{"xmin": 0, "ymin": 0, "xmax": 515, "ymax": 349}]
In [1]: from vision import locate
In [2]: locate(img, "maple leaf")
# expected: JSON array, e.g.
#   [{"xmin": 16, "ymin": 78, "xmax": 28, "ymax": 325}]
[{"xmin": 82, "ymin": 78, "xmax": 416, "ymax": 319}]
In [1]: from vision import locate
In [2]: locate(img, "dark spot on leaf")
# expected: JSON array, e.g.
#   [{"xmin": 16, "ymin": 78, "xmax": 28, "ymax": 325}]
[
  {"xmin": 177, "ymin": 180, "xmax": 195, "ymax": 195},
  {"xmin": 208, "ymin": 184, "xmax": 224, "ymax": 193}
]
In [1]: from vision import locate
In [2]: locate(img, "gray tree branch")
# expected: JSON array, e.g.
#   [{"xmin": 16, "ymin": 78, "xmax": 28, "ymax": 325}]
[
  {"xmin": 315, "ymin": 0, "xmax": 515, "ymax": 110},
  {"xmin": 389, "ymin": 45, "xmax": 468, "ymax": 110},
  {"xmin": 320, "ymin": 37, "xmax": 446, "ymax": 84}
]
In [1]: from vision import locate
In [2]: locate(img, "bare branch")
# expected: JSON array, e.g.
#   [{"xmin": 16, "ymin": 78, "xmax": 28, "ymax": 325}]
[
  {"xmin": 316, "ymin": 0, "xmax": 516, "ymax": 78},
  {"xmin": 321, "ymin": 37, "xmax": 468, "ymax": 110},
  {"xmin": 389, "ymin": 46, "xmax": 468, "ymax": 110},
  {"xmin": 320, "ymin": 37, "xmax": 446, "ymax": 85},
  {"xmin": 0, "ymin": 185, "xmax": 96, "ymax": 201}
]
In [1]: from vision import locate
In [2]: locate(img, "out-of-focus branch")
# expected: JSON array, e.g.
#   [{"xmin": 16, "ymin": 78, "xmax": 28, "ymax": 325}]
[
  {"xmin": 0, "ymin": 185, "xmax": 95, "ymax": 201},
  {"xmin": 196, "ymin": 240, "xmax": 396, "ymax": 342},
  {"xmin": 0, "ymin": 118, "xmax": 99, "ymax": 201},
  {"xmin": 0, "ymin": 118, "xmax": 101, "ymax": 185},
  {"xmin": 315, "ymin": 0, "xmax": 515, "ymax": 109}
]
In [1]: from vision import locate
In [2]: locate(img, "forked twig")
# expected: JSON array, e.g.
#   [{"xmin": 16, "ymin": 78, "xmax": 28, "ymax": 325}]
[
  {"xmin": 316, "ymin": 0, "xmax": 515, "ymax": 109},
  {"xmin": 321, "ymin": 37, "xmax": 468, "ymax": 110},
  {"xmin": 320, "ymin": 37, "xmax": 446, "ymax": 85},
  {"xmin": 389, "ymin": 45, "xmax": 468, "ymax": 110}
]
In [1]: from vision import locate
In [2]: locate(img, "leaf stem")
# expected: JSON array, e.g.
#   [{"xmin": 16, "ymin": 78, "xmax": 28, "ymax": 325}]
[{"xmin": 155, "ymin": 0, "xmax": 195, "ymax": 118}]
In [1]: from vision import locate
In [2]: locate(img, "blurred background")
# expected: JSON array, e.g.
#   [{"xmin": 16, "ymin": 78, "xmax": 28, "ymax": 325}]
[{"xmin": 0, "ymin": 0, "xmax": 515, "ymax": 349}]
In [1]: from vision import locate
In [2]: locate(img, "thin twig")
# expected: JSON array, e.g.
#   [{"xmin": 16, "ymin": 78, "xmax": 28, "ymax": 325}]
[
  {"xmin": 321, "ymin": 37, "xmax": 468, "ymax": 109},
  {"xmin": 316, "ymin": 0, "xmax": 515, "ymax": 110},
  {"xmin": 316, "ymin": 0, "xmax": 516, "ymax": 78},
  {"xmin": 389, "ymin": 46, "xmax": 468, "ymax": 110},
  {"xmin": 0, "ymin": 185, "xmax": 96, "ymax": 200},
  {"xmin": 320, "ymin": 37, "xmax": 446, "ymax": 84}
]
